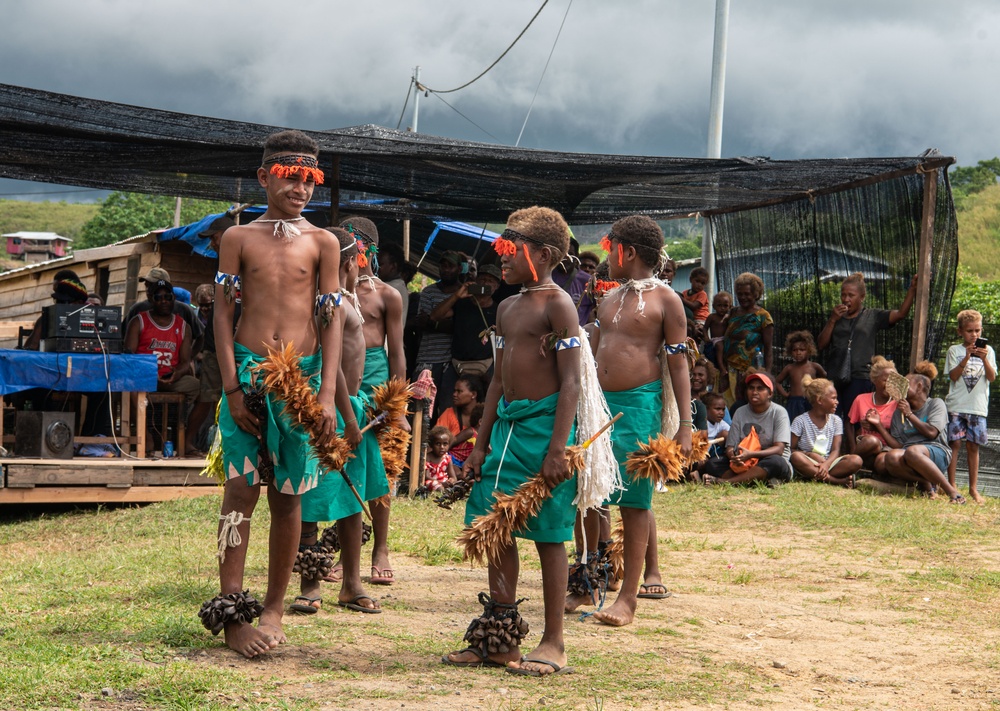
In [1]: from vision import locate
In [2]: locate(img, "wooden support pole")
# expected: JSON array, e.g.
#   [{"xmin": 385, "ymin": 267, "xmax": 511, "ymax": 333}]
[
  {"xmin": 909, "ymin": 168, "xmax": 938, "ymax": 368},
  {"xmin": 408, "ymin": 399, "xmax": 424, "ymax": 497},
  {"xmin": 402, "ymin": 219, "xmax": 411, "ymax": 262}
]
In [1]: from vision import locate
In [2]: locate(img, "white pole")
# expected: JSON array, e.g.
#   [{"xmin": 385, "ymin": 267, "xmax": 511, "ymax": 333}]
[
  {"xmin": 412, "ymin": 66, "xmax": 421, "ymax": 133},
  {"xmin": 702, "ymin": 0, "xmax": 730, "ymax": 299}
]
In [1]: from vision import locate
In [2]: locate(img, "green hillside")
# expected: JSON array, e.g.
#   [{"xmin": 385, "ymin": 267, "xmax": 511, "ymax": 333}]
[
  {"xmin": 955, "ymin": 183, "xmax": 1000, "ymax": 280},
  {"xmin": 0, "ymin": 199, "xmax": 98, "ymax": 241}
]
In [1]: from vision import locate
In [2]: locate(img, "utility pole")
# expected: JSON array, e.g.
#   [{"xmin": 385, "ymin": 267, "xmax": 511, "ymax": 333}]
[
  {"xmin": 411, "ymin": 66, "xmax": 421, "ymax": 133},
  {"xmin": 702, "ymin": 0, "xmax": 730, "ymax": 299}
]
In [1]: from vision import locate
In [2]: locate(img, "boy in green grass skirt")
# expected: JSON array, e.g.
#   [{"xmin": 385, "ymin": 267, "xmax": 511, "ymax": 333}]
[{"xmin": 443, "ymin": 206, "xmax": 581, "ymax": 677}]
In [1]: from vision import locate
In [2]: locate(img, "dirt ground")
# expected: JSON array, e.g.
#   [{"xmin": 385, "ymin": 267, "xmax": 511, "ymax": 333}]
[{"xmin": 175, "ymin": 516, "xmax": 1000, "ymax": 711}]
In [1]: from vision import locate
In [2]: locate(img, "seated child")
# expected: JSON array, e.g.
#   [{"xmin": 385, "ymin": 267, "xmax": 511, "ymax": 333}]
[
  {"xmin": 789, "ymin": 376, "xmax": 863, "ymax": 487},
  {"xmin": 776, "ymin": 330, "xmax": 826, "ymax": 422},
  {"xmin": 702, "ymin": 291, "xmax": 731, "ymax": 365},
  {"xmin": 847, "ymin": 355, "xmax": 898, "ymax": 469},
  {"xmin": 425, "ymin": 426, "xmax": 458, "ymax": 492},
  {"xmin": 702, "ymin": 392, "xmax": 730, "ymax": 457}
]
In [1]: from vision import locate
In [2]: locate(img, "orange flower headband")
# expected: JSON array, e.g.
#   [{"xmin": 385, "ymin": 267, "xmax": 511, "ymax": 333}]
[
  {"xmin": 493, "ymin": 228, "xmax": 541, "ymax": 281},
  {"xmin": 600, "ymin": 233, "xmax": 625, "ymax": 267},
  {"xmin": 593, "ymin": 279, "xmax": 621, "ymax": 296},
  {"xmin": 263, "ymin": 154, "xmax": 325, "ymax": 185}
]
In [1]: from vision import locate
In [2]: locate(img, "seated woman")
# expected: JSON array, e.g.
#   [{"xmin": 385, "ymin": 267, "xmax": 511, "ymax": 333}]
[
  {"xmin": 789, "ymin": 376, "xmax": 863, "ymax": 487},
  {"xmin": 434, "ymin": 374, "xmax": 485, "ymax": 466},
  {"xmin": 847, "ymin": 356, "xmax": 899, "ymax": 469},
  {"xmin": 717, "ymin": 273, "xmax": 773, "ymax": 410},
  {"xmin": 866, "ymin": 361, "xmax": 965, "ymax": 503},
  {"xmin": 703, "ymin": 372, "xmax": 792, "ymax": 486}
]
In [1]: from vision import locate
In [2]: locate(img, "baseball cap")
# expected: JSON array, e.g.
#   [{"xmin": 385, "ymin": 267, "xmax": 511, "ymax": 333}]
[
  {"xmin": 745, "ymin": 372, "xmax": 774, "ymax": 391},
  {"xmin": 198, "ymin": 215, "xmax": 236, "ymax": 239},
  {"xmin": 141, "ymin": 267, "xmax": 171, "ymax": 284},
  {"xmin": 479, "ymin": 264, "xmax": 502, "ymax": 281}
]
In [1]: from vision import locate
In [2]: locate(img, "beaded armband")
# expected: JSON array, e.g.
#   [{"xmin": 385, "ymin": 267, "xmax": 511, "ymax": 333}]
[
  {"xmin": 214, "ymin": 271, "xmax": 241, "ymax": 304},
  {"xmin": 554, "ymin": 336, "xmax": 582, "ymax": 351},
  {"xmin": 315, "ymin": 291, "xmax": 343, "ymax": 328},
  {"xmin": 495, "ymin": 336, "xmax": 506, "ymax": 349},
  {"xmin": 663, "ymin": 342, "xmax": 688, "ymax": 356}
]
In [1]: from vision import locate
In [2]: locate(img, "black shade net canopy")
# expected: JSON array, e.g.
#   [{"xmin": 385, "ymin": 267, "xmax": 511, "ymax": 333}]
[{"xmin": 0, "ymin": 83, "xmax": 953, "ymax": 225}]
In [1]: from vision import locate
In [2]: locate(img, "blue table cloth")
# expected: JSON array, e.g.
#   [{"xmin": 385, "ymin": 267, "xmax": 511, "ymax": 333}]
[{"xmin": 0, "ymin": 350, "xmax": 158, "ymax": 396}]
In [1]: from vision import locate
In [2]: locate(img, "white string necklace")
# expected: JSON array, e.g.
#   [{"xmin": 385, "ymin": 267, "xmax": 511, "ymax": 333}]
[
  {"xmin": 519, "ymin": 283, "xmax": 563, "ymax": 294},
  {"xmin": 256, "ymin": 216, "xmax": 305, "ymax": 242},
  {"xmin": 356, "ymin": 274, "xmax": 378, "ymax": 293},
  {"xmin": 341, "ymin": 288, "xmax": 365, "ymax": 324},
  {"xmin": 611, "ymin": 277, "xmax": 664, "ymax": 323}
]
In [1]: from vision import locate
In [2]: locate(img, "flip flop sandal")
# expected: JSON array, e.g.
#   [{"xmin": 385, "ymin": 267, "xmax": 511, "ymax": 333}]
[
  {"xmin": 950, "ymin": 494, "xmax": 967, "ymax": 505},
  {"xmin": 338, "ymin": 594, "xmax": 382, "ymax": 614},
  {"xmin": 440, "ymin": 647, "xmax": 505, "ymax": 668},
  {"xmin": 322, "ymin": 565, "xmax": 343, "ymax": 584},
  {"xmin": 637, "ymin": 584, "xmax": 672, "ymax": 600},
  {"xmin": 506, "ymin": 658, "xmax": 575, "ymax": 677},
  {"xmin": 370, "ymin": 566, "xmax": 395, "ymax": 585},
  {"xmin": 290, "ymin": 595, "xmax": 321, "ymax": 615}
]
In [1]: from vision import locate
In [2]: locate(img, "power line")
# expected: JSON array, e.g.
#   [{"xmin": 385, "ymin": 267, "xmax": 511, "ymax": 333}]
[
  {"xmin": 395, "ymin": 78, "xmax": 414, "ymax": 130},
  {"xmin": 419, "ymin": 0, "xmax": 550, "ymax": 95},
  {"xmin": 515, "ymin": 0, "xmax": 573, "ymax": 147},
  {"xmin": 428, "ymin": 92, "xmax": 501, "ymax": 142}
]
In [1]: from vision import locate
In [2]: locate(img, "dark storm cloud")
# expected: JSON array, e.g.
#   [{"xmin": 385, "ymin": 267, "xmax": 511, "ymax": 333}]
[{"xmin": 1, "ymin": 0, "xmax": 997, "ymax": 184}]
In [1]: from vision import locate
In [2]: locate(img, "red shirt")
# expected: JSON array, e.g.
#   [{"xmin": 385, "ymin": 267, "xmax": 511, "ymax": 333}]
[{"xmin": 135, "ymin": 311, "xmax": 186, "ymax": 378}]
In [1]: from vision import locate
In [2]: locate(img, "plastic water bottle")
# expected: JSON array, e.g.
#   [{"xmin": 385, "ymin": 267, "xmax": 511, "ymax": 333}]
[
  {"xmin": 753, "ymin": 349, "xmax": 765, "ymax": 370},
  {"xmin": 163, "ymin": 427, "xmax": 175, "ymax": 458}
]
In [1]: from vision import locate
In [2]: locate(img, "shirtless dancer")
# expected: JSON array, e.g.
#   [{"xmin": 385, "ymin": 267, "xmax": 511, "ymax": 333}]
[
  {"xmin": 205, "ymin": 130, "xmax": 341, "ymax": 657},
  {"xmin": 340, "ymin": 216, "xmax": 410, "ymax": 586}
]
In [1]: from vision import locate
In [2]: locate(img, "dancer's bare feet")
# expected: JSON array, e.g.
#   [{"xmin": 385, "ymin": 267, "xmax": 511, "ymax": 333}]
[
  {"xmin": 257, "ymin": 608, "xmax": 287, "ymax": 645},
  {"xmin": 564, "ymin": 589, "xmax": 599, "ymax": 613},
  {"xmin": 592, "ymin": 598, "xmax": 636, "ymax": 627},
  {"xmin": 971, "ymin": 489, "xmax": 985, "ymax": 504},
  {"xmin": 224, "ymin": 621, "xmax": 277, "ymax": 658}
]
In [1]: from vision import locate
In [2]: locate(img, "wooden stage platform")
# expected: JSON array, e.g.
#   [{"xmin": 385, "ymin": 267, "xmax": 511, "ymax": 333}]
[{"xmin": 0, "ymin": 456, "xmax": 220, "ymax": 504}]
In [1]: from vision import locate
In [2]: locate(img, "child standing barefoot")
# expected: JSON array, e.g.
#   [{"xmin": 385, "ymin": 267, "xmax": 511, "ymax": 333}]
[
  {"xmin": 776, "ymin": 331, "xmax": 826, "ymax": 422},
  {"xmin": 945, "ymin": 310, "xmax": 996, "ymax": 503},
  {"xmin": 789, "ymin": 376, "xmax": 862, "ymax": 487},
  {"xmin": 590, "ymin": 215, "xmax": 692, "ymax": 627},
  {"xmin": 443, "ymin": 206, "xmax": 581, "ymax": 677},
  {"xmin": 424, "ymin": 426, "xmax": 457, "ymax": 491},
  {"xmin": 207, "ymin": 130, "xmax": 341, "ymax": 657}
]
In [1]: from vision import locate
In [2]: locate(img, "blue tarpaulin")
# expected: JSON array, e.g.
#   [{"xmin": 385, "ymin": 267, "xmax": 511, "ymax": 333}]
[{"xmin": 0, "ymin": 351, "xmax": 158, "ymax": 396}]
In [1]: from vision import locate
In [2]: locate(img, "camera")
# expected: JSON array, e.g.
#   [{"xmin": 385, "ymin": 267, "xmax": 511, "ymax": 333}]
[
  {"xmin": 467, "ymin": 284, "xmax": 492, "ymax": 297},
  {"xmin": 975, "ymin": 337, "xmax": 988, "ymax": 349}
]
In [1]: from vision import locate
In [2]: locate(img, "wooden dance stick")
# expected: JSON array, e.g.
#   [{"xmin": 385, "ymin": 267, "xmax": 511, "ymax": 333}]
[{"xmin": 579, "ymin": 412, "xmax": 623, "ymax": 449}]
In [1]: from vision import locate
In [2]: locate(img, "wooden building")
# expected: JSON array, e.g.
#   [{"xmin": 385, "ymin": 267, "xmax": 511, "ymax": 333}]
[{"xmin": 0, "ymin": 231, "xmax": 215, "ymax": 348}]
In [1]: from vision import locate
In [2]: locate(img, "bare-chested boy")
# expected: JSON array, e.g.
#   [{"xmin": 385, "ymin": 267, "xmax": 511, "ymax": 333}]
[
  {"xmin": 443, "ymin": 206, "xmax": 580, "ymax": 677},
  {"xmin": 296, "ymin": 227, "xmax": 387, "ymax": 614},
  {"xmin": 206, "ymin": 130, "xmax": 341, "ymax": 658},
  {"xmin": 341, "ymin": 216, "xmax": 410, "ymax": 586},
  {"xmin": 590, "ymin": 215, "xmax": 691, "ymax": 627}
]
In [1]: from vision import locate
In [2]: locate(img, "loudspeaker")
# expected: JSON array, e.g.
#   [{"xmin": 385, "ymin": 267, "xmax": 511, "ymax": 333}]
[{"xmin": 15, "ymin": 411, "xmax": 75, "ymax": 459}]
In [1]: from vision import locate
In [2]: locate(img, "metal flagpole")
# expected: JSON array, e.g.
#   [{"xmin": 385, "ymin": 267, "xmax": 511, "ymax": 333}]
[{"xmin": 702, "ymin": 0, "xmax": 730, "ymax": 300}]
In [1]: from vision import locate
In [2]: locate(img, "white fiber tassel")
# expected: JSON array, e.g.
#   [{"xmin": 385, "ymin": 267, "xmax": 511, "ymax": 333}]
[{"xmin": 573, "ymin": 328, "xmax": 622, "ymax": 511}]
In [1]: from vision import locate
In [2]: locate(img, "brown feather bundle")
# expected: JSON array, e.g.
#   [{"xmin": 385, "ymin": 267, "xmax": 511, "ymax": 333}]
[
  {"xmin": 624, "ymin": 430, "xmax": 713, "ymax": 487},
  {"xmin": 687, "ymin": 430, "xmax": 712, "ymax": 467},
  {"xmin": 369, "ymin": 377, "xmax": 413, "ymax": 490},
  {"xmin": 457, "ymin": 475, "xmax": 552, "ymax": 566},
  {"xmin": 625, "ymin": 435, "xmax": 685, "ymax": 486},
  {"xmin": 255, "ymin": 342, "xmax": 353, "ymax": 474}
]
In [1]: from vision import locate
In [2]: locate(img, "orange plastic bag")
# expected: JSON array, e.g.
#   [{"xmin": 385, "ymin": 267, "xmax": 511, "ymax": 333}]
[{"xmin": 729, "ymin": 425, "xmax": 760, "ymax": 474}]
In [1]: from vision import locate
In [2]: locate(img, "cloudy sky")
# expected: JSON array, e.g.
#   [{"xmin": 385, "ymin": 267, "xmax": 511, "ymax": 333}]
[{"xmin": 1, "ymin": 0, "xmax": 997, "ymax": 200}]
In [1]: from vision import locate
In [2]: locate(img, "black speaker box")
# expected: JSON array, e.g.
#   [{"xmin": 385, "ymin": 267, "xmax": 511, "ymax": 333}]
[{"xmin": 14, "ymin": 411, "xmax": 76, "ymax": 459}]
